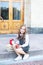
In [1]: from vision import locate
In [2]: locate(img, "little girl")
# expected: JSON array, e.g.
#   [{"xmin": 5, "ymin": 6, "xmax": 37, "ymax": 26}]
[{"xmin": 10, "ymin": 25, "xmax": 30, "ymax": 60}]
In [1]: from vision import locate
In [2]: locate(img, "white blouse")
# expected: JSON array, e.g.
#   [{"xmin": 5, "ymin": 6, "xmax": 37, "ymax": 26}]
[{"xmin": 21, "ymin": 33, "xmax": 29, "ymax": 47}]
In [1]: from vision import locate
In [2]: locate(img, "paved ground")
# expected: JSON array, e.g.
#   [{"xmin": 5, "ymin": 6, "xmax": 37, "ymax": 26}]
[
  {"xmin": 29, "ymin": 34, "xmax": 43, "ymax": 51},
  {"xmin": 0, "ymin": 54, "xmax": 43, "ymax": 65},
  {"xmin": 0, "ymin": 34, "xmax": 43, "ymax": 65},
  {"xmin": 0, "ymin": 34, "xmax": 43, "ymax": 51}
]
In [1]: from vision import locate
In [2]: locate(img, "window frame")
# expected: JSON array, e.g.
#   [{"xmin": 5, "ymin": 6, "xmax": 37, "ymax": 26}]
[
  {"xmin": 0, "ymin": 0, "xmax": 24, "ymax": 22},
  {"xmin": 0, "ymin": 1, "xmax": 9, "ymax": 21}
]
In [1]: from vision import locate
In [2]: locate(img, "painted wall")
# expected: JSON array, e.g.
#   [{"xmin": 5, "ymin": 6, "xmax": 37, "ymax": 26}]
[
  {"xmin": 31, "ymin": 0, "xmax": 43, "ymax": 27},
  {"xmin": 25, "ymin": 0, "xmax": 43, "ymax": 27},
  {"xmin": 24, "ymin": 0, "xmax": 31, "ymax": 27}
]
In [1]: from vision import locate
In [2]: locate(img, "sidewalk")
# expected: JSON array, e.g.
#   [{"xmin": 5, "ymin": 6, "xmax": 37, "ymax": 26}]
[
  {"xmin": 0, "ymin": 50, "xmax": 43, "ymax": 65},
  {"xmin": 0, "ymin": 34, "xmax": 43, "ymax": 64},
  {"xmin": 0, "ymin": 34, "xmax": 43, "ymax": 51}
]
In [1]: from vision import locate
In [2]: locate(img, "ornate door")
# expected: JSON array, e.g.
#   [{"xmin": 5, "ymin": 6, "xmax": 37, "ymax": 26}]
[{"xmin": 0, "ymin": 0, "xmax": 24, "ymax": 34}]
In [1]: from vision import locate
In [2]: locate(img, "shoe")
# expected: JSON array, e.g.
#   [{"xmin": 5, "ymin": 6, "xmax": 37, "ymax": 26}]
[
  {"xmin": 14, "ymin": 55, "xmax": 22, "ymax": 61},
  {"xmin": 23, "ymin": 54, "xmax": 29, "ymax": 60}
]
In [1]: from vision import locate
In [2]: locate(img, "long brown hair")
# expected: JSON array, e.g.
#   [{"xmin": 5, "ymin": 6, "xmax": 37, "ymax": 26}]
[{"xmin": 17, "ymin": 25, "xmax": 26, "ymax": 40}]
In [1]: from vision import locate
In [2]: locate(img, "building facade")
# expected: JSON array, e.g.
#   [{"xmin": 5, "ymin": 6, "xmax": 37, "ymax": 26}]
[{"xmin": 0, "ymin": 0, "xmax": 30, "ymax": 34}]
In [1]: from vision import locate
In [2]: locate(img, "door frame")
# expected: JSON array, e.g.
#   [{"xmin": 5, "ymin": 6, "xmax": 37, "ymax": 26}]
[{"xmin": 0, "ymin": 0, "xmax": 24, "ymax": 34}]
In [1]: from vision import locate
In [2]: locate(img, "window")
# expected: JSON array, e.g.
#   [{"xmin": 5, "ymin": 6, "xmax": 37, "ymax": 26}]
[
  {"xmin": 13, "ymin": 2, "xmax": 21, "ymax": 20},
  {"xmin": 0, "ymin": 2, "xmax": 9, "ymax": 20}
]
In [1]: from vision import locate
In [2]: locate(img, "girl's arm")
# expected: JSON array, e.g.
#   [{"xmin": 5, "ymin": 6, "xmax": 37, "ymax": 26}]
[{"xmin": 21, "ymin": 34, "xmax": 29, "ymax": 47}]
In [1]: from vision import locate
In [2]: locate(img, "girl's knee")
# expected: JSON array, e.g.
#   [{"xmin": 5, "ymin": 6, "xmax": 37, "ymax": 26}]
[{"xmin": 15, "ymin": 48, "xmax": 22, "ymax": 52}]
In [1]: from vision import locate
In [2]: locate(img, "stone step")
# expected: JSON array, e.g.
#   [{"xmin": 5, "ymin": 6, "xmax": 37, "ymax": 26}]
[
  {"xmin": 0, "ymin": 51, "xmax": 17, "ymax": 59},
  {"xmin": 0, "ymin": 50, "xmax": 43, "ymax": 59},
  {"xmin": 0, "ymin": 55, "xmax": 43, "ymax": 65}
]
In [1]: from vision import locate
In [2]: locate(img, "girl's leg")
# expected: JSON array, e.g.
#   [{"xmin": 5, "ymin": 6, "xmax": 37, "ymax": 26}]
[
  {"xmin": 12, "ymin": 45, "xmax": 29, "ymax": 60},
  {"xmin": 12, "ymin": 45, "xmax": 22, "ymax": 60},
  {"xmin": 15, "ymin": 48, "xmax": 26, "ymax": 55},
  {"xmin": 12, "ymin": 45, "xmax": 20, "ymax": 56},
  {"xmin": 14, "ymin": 47, "xmax": 29, "ymax": 60},
  {"xmin": 12, "ymin": 44, "xmax": 26, "ymax": 55}
]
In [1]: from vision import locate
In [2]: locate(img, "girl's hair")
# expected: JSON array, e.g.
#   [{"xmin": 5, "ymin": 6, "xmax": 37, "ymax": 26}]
[{"xmin": 17, "ymin": 25, "xmax": 26, "ymax": 40}]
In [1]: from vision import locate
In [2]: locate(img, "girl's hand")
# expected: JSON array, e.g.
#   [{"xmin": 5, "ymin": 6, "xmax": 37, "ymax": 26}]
[
  {"xmin": 15, "ymin": 44, "xmax": 22, "ymax": 48},
  {"xmin": 19, "ymin": 45, "xmax": 22, "ymax": 48}
]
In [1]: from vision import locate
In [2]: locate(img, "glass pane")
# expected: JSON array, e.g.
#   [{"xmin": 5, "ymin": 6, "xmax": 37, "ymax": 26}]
[
  {"xmin": 13, "ymin": 2, "xmax": 21, "ymax": 20},
  {"xmin": 0, "ymin": 2, "xmax": 9, "ymax": 20}
]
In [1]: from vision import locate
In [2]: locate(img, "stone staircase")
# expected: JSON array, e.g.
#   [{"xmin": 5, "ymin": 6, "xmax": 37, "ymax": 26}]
[
  {"xmin": 0, "ymin": 50, "xmax": 43, "ymax": 65},
  {"xmin": 0, "ymin": 34, "xmax": 43, "ymax": 65},
  {"xmin": 0, "ymin": 50, "xmax": 43, "ymax": 59},
  {"xmin": 0, "ymin": 51, "xmax": 17, "ymax": 59}
]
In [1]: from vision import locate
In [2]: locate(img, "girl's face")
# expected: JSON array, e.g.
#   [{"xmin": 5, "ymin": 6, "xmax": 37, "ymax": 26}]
[{"xmin": 20, "ymin": 26, "xmax": 26, "ymax": 34}]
